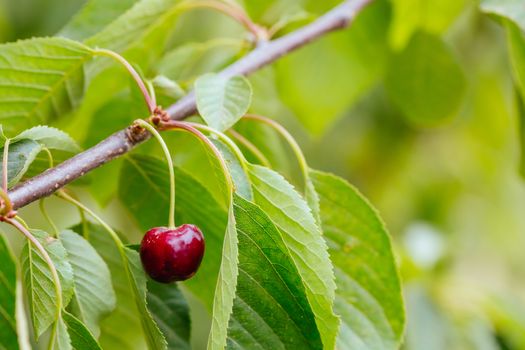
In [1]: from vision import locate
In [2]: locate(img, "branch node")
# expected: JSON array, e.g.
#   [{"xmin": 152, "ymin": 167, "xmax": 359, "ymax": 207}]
[{"xmin": 127, "ymin": 122, "xmax": 149, "ymax": 144}]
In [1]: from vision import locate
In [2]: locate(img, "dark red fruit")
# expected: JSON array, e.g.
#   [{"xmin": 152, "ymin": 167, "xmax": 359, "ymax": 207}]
[{"xmin": 140, "ymin": 224, "xmax": 205, "ymax": 283}]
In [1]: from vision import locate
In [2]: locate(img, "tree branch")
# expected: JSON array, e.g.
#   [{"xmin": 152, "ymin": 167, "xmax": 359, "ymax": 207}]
[{"xmin": 8, "ymin": 0, "xmax": 373, "ymax": 210}]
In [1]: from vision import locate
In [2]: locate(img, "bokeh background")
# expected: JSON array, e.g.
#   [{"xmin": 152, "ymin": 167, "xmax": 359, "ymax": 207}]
[{"xmin": 1, "ymin": 0, "xmax": 524, "ymax": 349}]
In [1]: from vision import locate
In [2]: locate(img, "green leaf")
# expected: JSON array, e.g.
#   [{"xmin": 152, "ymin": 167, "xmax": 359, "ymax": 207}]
[
  {"xmin": 234, "ymin": 120, "xmax": 291, "ymax": 175},
  {"xmin": 124, "ymin": 247, "xmax": 167, "ymax": 350},
  {"xmin": 118, "ymin": 154, "xmax": 228, "ymax": 309},
  {"xmin": 147, "ymin": 281, "xmax": 191, "ymax": 350},
  {"xmin": 481, "ymin": 0, "xmax": 525, "ymax": 32},
  {"xmin": 150, "ymin": 75, "xmax": 185, "ymax": 106},
  {"xmin": 496, "ymin": 21, "xmax": 525, "ymax": 177},
  {"xmin": 0, "ymin": 139, "xmax": 41, "ymax": 188},
  {"xmin": 60, "ymin": 230, "xmax": 116, "ymax": 337},
  {"xmin": 0, "ymin": 235, "xmax": 18, "ymax": 350},
  {"xmin": 507, "ymin": 22, "xmax": 525, "ymax": 96},
  {"xmin": 310, "ymin": 170, "xmax": 405, "ymax": 349},
  {"xmin": 195, "ymin": 73, "xmax": 253, "ymax": 132},
  {"xmin": 78, "ymin": 223, "xmax": 147, "ymax": 350},
  {"xmin": 63, "ymin": 311, "xmax": 103, "ymax": 350},
  {"xmin": 0, "ymin": 38, "xmax": 94, "ymax": 134},
  {"xmin": 20, "ymin": 230, "xmax": 75, "ymax": 338},
  {"xmin": 54, "ymin": 316, "xmax": 72, "ymax": 350},
  {"xmin": 248, "ymin": 165, "xmax": 339, "ymax": 349},
  {"xmin": 84, "ymin": 0, "xmax": 190, "ymax": 70},
  {"xmin": 59, "ymin": 0, "xmax": 138, "ymax": 41},
  {"xmin": 156, "ymin": 39, "xmax": 244, "ymax": 82},
  {"xmin": 212, "ymin": 139, "xmax": 253, "ymax": 201},
  {"xmin": 385, "ymin": 31, "xmax": 466, "ymax": 126},
  {"xmin": 13, "ymin": 126, "xmax": 81, "ymax": 152},
  {"xmin": 54, "ymin": 311, "xmax": 102, "ymax": 350},
  {"xmin": 517, "ymin": 92, "xmax": 525, "ymax": 179},
  {"xmin": 208, "ymin": 203, "xmax": 238, "ymax": 350},
  {"xmin": 389, "ymin": 0, "xmax": 466, "ymax": 49},
  {"xmin": 221, "ymin": 195, "xmax": 323, "ymax": 349},
  {"xmin": 275, "ymin": 1, "xmax": 390, "ymax": 134}
]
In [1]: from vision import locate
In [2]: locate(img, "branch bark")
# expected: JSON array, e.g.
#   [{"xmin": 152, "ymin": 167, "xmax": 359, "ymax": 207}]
[{"xmin": 8, "ymin": 0, "xmax": 373, "ymax": 210}]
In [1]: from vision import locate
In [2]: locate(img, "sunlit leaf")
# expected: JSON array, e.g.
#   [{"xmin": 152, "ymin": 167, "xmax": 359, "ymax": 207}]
[
  {"xmin": 63, "ymin": 311, "xmax": 103, "ymax": 350},
  {"xmin": 84, "ymin": 0, "xmax": 195, "ymax": 70},
  {"xmin": 0, "ymin": 38, "xmax": 93, "ymax": 134},
  {"xmin": 507, "ymin": 22, "xmax": 525, "ymax": 96},
  {"xmin": 78, "ymin": 223, "xmax": 147, "ymax": 350},
  {"xmin": 310, "ymin": 169, "xmax": 405, "ymax": 349},
  {"xmin": 150, "ymin": 75, "xmax": 185, "ymax": 106},
  {"xmin": 389, "ymin": 0, "xmax": 466, "ymax": 49},
  {"xmin": 20, "ymin": 230, "xmax": 75, "ymax": 338},
  {"xmin": 0, "ymin": 139, "xmax": 41, "ymax": 188},
  {"xmin": 13, "ymin": 125, "xmax": 80, "ymax": 152},
  {"xmin": 275, "ymin": 1, "xmax": 389, "ymax": 134},
  {"xmin": 54, "ymin": 316, "xmax": 72, "ymax": 350},
  {"xmin": 75, "ymin": 223, "xmax": 168, "ymax": 350},
  {"xmin": 195, "ymin": 73, "xmax": 253, "ymax": 132},
  {"xmin": 212, "ymin": 139, "xmax": 252, "ymax": 200},
  {"xmin": 385, "ymin": 31, "xmax": 465, "ymax": 126},
  {"xmin": 59, "ymin": 0, "xmax": 138, "ymax": 40},
  {"xmin": 209, "ymin": 194, "xmax": 323, "ymax": 349},
  {"xmin": 53, "ymin": 311, "xmax": 103, "ymax": 350},
  {"xmin": 156, "ymin": 39, "xmax": 244, "ymax": 82},
  {"xmin": 208, "ymin": 203, "xmax": 238, "ymax": 350},
  {"xmin": 248, "ymin": 165, "xmax": 339, "ymax": 349},
  {"xmin": 125, "ymin": 248, "xmax": 168, "ymax": 350},
  {"xmin": 60, "ymin": 230, "xmax": 116, "ymax": 337}
]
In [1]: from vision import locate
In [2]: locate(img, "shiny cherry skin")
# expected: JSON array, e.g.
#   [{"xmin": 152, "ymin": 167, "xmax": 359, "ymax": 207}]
[{"xmin": 140, "ymin": 224, "xmax": 205, "ymax": 283}]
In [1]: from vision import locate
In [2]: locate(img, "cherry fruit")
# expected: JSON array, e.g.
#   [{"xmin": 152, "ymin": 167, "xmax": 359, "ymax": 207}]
[{"xmin": 140, "ymin": 224, "xmax": 205, "ymax": 283}]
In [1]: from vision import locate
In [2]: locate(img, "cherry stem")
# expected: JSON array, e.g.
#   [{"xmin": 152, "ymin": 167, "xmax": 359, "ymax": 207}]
[
  {"xmin": 55, "ymin": 189, "xmax": 137, "ymax": 335},
  {"xmin": 58, "ymin": 189, "xmax": 89, "ymax": 239},
  {"xmin": 135, "ymin": 119, "xmax": 177, "ymax": 228},
  {"xmin": 42, "ymin": 147, "xmax": 54, "ymax": 168},
  {"xmin": 2, "ymin": 138, "xmax": 10, "ymax": 193},
  {"xmin": 93, "ymin": 49, "xmax": 156, "ymax": 114},
  {"xmin": 179, "ymin": 0, "xmax": 266, "ymax": 42},
  {"xmin": 39, "ymin": 199, "xmax": 59, "ymax": 237},
  {"xmin": 185, "ymin": 122, "xmax": 250, "ymax": 174},
  {"xmin": 3, "ymin": 217, "xmax": 62, "ymax": 350},
  {"xmin": 56, "ymin": 190, "xmax": 124, "ymax": 249},
  {"xmin": 227, "ymin": 129, "xmax": 271, "ymax": 168},
  {"xmin": 159, "ymin": 120, "xmax": 235, "ymax": 196},
  {"xmin": 15, "ymin": 216, "xmax": 29, "ymax": 230},
  {"xmin": 243, "ymin": 114, "xmax": 309, "ymax": 190},
  {"xmin": 38, "ymin": 147, "xmax": 60, "ymax": 235}
]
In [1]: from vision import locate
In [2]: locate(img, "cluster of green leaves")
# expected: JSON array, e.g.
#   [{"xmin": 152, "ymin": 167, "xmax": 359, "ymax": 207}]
[{"xmin": 0, "ymin": 0, "xmax": 417, "ymax": 349}]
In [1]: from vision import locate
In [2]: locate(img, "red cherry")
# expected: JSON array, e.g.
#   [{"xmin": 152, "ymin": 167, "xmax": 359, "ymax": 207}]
[{"xmin": 140, "ymin": 224, "xmax": 205, "ymax": 283}]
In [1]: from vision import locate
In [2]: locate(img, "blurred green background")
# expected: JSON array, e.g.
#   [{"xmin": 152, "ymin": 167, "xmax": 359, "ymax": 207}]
[{"xmin": 1, "ymin": 0, "xmax": 525, "ymax": 348}]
